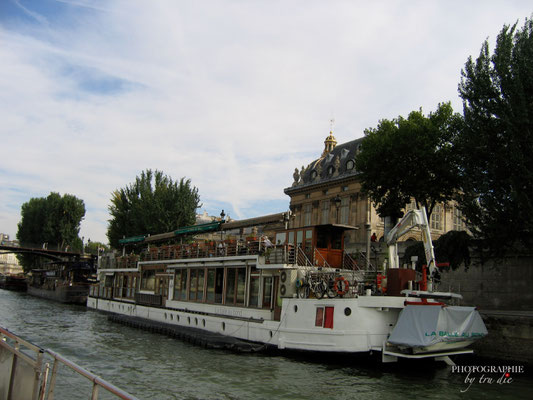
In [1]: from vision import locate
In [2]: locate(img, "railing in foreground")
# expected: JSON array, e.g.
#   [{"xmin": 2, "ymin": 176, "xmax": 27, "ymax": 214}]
[{"xmin": 0, "ymin": 326, "xmax": 138, "ymax": 400}]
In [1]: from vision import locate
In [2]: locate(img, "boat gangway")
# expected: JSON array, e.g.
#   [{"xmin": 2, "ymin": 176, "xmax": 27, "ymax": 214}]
[{"xmin": 0, "ymin": 326, "xmax": 137, "ymax": 400}]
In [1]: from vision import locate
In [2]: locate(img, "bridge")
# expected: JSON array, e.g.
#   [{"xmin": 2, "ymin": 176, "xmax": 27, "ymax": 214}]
[{"xmin": 0, "ymin": 244, "xmax": 95, "ymax": 262}]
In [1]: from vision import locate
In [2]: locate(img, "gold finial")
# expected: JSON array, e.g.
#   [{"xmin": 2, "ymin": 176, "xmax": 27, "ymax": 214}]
[{"xmin": 322, "ymin": 119, "xmax": 337, "ymax": 157}]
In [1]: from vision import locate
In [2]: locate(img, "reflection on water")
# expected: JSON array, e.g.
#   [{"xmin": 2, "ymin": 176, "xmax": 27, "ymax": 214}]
[{"xmin": 1, "ymin": 290, "xmax": 530, "ymax": 399}]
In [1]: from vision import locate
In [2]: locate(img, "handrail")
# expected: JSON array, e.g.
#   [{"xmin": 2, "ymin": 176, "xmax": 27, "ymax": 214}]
[
  {"xmin": 45, "ymin": 349, "xmax": 138, "ymax": 400},
  {"xmin": 0, "ymin": 326, "xmax": 137, "ymax": 400}
]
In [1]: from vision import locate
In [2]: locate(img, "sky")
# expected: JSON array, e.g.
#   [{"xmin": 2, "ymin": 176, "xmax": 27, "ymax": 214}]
[{"xmin": 1, "ymin": 0, "xmax": 531, "ymax": 244}]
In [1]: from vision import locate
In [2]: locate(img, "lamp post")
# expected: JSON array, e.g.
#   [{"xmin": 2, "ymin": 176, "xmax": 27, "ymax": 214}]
[{"xmin": 220, "ymin": 210, "xmax": 225, "ymax": 241}]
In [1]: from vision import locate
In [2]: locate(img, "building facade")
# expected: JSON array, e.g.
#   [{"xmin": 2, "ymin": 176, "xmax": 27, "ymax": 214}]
[
  {"xmin": 284, "ymin": 133, "xmax": 466, "ymax": 265},
  {"xmin": 0, "ymin": 233, "xmax": 23, "ymax": 275}
]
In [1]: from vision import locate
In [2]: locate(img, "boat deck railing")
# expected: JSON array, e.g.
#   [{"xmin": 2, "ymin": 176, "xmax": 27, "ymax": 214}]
[
  {"xmin": 0, "ymin": 326, "xmax": 138, "ymax": 400},
  {"xmin": 102, "ymin": 239, "xmax": 366, "ymax": 273}
]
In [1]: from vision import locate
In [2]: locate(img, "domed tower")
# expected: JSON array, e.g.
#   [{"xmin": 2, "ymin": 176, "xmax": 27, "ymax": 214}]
[{"xmin": 322, "ymin": 131, "xmax": 337, "ymax": 157}]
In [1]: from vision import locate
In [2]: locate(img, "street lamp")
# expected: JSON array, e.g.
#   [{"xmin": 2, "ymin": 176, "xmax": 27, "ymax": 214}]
[{"xmin": 220, "ymin": 210, "xmax": 225, "ymax": 241}]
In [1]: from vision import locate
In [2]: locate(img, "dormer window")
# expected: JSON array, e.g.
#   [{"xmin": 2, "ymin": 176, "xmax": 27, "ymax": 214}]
[
  {"xmin": 346, "ymin": 159, "xmax": 355, "ymax": 171},
  {"xmin": 341, "ymin": 148, "xmax": 350, "ymax": 159},
  {"xmin": 327, "ymin": 165, "xmax": 335, "ymax": 175},
  {"xmin": 310, "ymin": 170, "xmax": 318, "ymax": 179}
]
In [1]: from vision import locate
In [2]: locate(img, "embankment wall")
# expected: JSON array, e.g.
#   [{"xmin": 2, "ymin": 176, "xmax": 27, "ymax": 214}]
[{"xmin": 440, "ymin": 253, "xmax": 533, "ymax": 364}]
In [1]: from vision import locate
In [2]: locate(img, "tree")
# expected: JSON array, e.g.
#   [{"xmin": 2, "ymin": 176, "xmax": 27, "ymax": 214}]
[
  {"xmin": 16, "ymin": 192, "xmax": 85, "ymax": 271},
  {"xmin": 85, "ymin": 240, "xmax": 109, "ymax": 255},
  {"xmin": 355, "ymin": 102, "xmax": 463, "ymax": 220},
  {"xmin": 457, "ymin": 17, "xmax": 533, "ymax": 252},
  {"xmin": 107, "ymin": 169, "xmax": 201, "ymax": 248}
]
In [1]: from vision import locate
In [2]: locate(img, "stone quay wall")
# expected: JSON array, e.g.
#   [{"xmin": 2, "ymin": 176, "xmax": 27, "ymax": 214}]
[{"xmin": 440, "ymin": 253, "xmax": 533, "ymax": 364}]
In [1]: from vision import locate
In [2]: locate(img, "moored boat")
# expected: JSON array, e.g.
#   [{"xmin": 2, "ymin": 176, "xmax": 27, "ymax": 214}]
[
  {"xmin": 27, "ymin": 257, "xmax": 97, "ymax": 304},
  {"xmin": 88, "ymin": 208, "xmax": 487, "ymax": 363},
  {"xmin": 0, "ymin": 273, "xmax": 27, "ymax": 291}
]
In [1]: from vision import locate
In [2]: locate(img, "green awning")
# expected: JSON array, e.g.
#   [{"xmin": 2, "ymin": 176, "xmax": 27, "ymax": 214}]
[
  {"xmin": 118, "ymin": 235, "xmax": 146, "ymax": 245},
  {"xmin": 120, "ymin": 222, "xmax": 222, "ymax": 245},
  {"xmin": 173, "ymin": 222, "xmax": 221, "ymax": 235}
]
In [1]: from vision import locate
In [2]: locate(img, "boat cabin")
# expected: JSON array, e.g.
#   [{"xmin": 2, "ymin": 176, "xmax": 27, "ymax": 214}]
[{"xmin": 273, "ymin": 224, "xmax": 356, "ymax": 269}]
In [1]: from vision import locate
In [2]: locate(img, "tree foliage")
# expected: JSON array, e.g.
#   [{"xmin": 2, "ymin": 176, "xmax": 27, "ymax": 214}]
[
  {"xmin": 107, "ymin": 169, "xmax": 201, "ymax": 248},
  {"xmin": 356, "ymin": 102, "xmax": 463, "ymax": 219},
  {"xmin": 16, "ymin": 192, "xmax": 85, "ymax": 271},
  {"xmin": 403, "ymin": 230, "xmax": 472, "ymax": 271},
  {"xmin": 457, "ymin": 17, "xmax": 533, "ymax": 252}
]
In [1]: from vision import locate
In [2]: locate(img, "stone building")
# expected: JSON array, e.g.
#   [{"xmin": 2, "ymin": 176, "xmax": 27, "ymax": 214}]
[
  {"xmin": 284, "ymin": 132, "xmax": 466, "ymax": 265},
  {"xmin": 0, "ymin": 233, "xmax": 23, "ymax": 275}
]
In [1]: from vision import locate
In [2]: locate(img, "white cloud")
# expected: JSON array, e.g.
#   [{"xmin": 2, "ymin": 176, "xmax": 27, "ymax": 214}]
[{"xmin": 1, "ymin": 0, "xmax": 531, "ymax": 243}]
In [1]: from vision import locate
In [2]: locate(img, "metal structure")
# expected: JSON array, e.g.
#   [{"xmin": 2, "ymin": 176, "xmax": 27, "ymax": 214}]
[{"xmin": 0, "ymin": 326, "xmax": 137, "ymax": 400}]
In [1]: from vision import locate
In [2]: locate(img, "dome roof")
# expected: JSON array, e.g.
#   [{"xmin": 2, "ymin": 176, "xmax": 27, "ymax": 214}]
[{"xmin": 287, "ymin": 137, "xmax": 364, "ymax": 192}]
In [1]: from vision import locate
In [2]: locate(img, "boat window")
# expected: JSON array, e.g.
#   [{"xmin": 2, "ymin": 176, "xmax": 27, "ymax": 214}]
[
  {"xmin": 197, "ymin": 269, "xmax": 205, "ymax": 302},
  {"xmin": 275, "ymin": 232, "xmax": 286, "ymax": 245},
  {"xmin": 315, "ymin": 306, "xmax": 334, "ymax": 328},
  {"xmin": 214, "ymin": 268, "xmax": 224, "ymax": 304},
  {"xmin": 288, "ymin": 231, "xmax": 295, "ymax": 245},
  {"xmin": 262, "ymin": 277, "xmax": 273, "ymax": 309},
  {"xmin": 236, "ymin": 269, "xmax": 245, "ymax": 305},
  {"xmin": 315, "ymin": 307, "xmax": 324, "ymax": 327},
  {"xmin": 173, "ymin": 269, "xmax": 186, "ymax": 300},
  {"xmin": 249, "ymin": 276, "xmax": 260, "ymax": 307},
  {"xmin": 189, "ymin": 269, "xmax": 198, "ymax": 301},
  {"xmin": 316, "ymin": 230, "xmax": 328, "ymax": 248},
  {"xmin": 206, "ymin": 269, "xmax": 215, "ymax": 302},
  {"xmin": 331, "ymin": 230, "xmax": 342, "ymax": 250},
  {"xmin": 226, "ymin": 268, "xmax": 236, "ymax": 304},
  {"xmin": 141, "ymin": 269, "xmax": 155, "ymax": 291},
  {"xmin": 122, "ymin": 276, "xmax": 128, "ymax": 298},
  {"xmin": 296, "ymin": 230, "xmax": 303, "ymax": 245}
]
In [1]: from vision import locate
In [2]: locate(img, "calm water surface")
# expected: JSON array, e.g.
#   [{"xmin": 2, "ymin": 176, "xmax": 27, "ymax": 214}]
[{"xmin": 1, "ymin": 290, "xmax": 531, "ymax": 399}]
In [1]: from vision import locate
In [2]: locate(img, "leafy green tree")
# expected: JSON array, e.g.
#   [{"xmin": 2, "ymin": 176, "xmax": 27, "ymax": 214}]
[
  {"xmin": 457, "ymin": 17, "xmax": 533, "ymax": 252},
  {"xmin": 16, "ymin": 192, "xmax": 85, "ymax": 271},
  {"xmin": 356, "ymin": 102, "xmax": 463, "ymax": 220},
  {"xmin": 85, "ymin": 240, "xmax": 109, "ymax": 255},
  {"xmin": 107, "ymin": 169, "xmax": 201, "ymax": 248}
]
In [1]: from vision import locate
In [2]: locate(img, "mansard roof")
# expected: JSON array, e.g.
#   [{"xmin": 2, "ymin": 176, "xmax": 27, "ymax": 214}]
[{"xmin": 285, "ymin": 137, "xmax": 364, "ymax": 194}]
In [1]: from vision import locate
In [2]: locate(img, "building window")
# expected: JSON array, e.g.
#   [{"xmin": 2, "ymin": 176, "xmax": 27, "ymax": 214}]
[
  {"xmin": 431, "ymin": 205, "xmax": 442, "ymax": 230},
  {"xmin": 327, "ymin": 165, "xmax": 335, "ymax": 175},
  {"xmin": 321, "ymin": 200, "xmax": 330, "ymax": 224},
  {"xmin": 304, "ymin": 203, "xmax": 312, "ymax": 226},
  {"xmin": 346, "ymin": 159, "xmax": 355, "ymax": 171},
  {"xmin": 340, "ymin": 196, "xmax": 350, "ymax": 225},
  {"xmin": 453, "ymin": 207, "xmax": 464, "ymax": 230}
]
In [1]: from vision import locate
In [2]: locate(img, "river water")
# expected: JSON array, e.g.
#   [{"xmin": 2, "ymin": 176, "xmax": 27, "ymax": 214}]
[{"xmin": 1, "ymin": 289, "xmax": 531, "ymax": 399}]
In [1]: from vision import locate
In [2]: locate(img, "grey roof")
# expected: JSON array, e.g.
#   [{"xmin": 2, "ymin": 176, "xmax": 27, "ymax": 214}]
[{"xmin": 285, "ymin": 137, "xmax": 364, "ymax": 193}]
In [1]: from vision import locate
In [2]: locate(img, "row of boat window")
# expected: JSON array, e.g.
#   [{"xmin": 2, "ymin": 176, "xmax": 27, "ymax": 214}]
[{"xmin": 113, "ymin": 266, "xmax": 275, "ymax": 309}]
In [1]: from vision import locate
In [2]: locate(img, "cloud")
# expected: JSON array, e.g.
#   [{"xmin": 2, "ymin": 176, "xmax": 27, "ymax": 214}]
[{"xmin": 1, "ymin": 0, "xmax": 531, "ymax": 243}]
